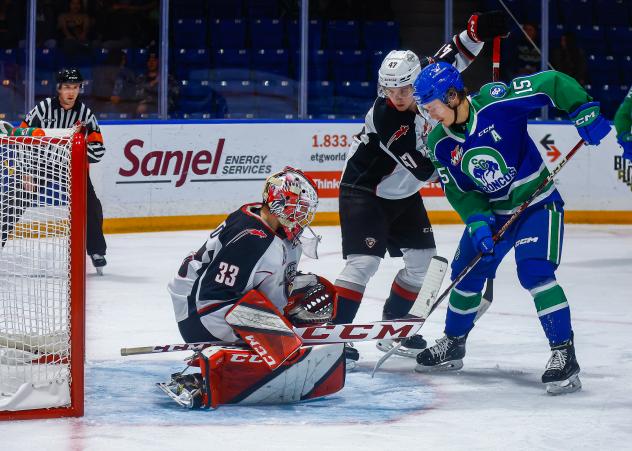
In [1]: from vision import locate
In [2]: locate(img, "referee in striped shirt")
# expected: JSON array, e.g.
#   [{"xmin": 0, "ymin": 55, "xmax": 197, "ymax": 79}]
[{"xmin": 20, "ymin": 68, "xmax": 108, "ymax": 273}]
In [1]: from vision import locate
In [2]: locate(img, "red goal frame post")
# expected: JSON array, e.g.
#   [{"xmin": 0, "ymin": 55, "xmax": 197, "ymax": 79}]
[{"xmin": 0, "ymin": 129, "xmax": 86, "ymax": 420}]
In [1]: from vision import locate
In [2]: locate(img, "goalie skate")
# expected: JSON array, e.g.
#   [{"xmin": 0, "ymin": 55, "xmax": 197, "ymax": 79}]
[
  {"xmin": 376, "ymin": 334, "xmax": 427, "ymax": 358},
  {"xmin": 414, "ymin": 334, "xmax": 466, "ymax": 372},
  {"xmin": 157, "ymin": 372, "xmax": 204, "ymax": 409}
]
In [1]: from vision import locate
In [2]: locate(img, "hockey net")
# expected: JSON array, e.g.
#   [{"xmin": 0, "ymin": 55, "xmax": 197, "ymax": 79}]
[{"xmin": 0, "ymin": 127, "xmax": 86, "ymax": 420}]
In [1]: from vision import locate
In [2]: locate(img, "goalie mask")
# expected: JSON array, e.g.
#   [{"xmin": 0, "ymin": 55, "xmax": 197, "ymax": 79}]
[{"xmin": 262, "ymin": 167, "xmax": 319, "ymax": 244}]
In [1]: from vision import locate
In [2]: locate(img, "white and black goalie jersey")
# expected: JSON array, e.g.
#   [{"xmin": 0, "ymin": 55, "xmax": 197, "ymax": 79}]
[
  {"xmin": 21, "ymin": 96, "xmax": 106, "ymax": 164},
  {"xmin": 168, "ymin": 203, "xmax": 301, "ymax": 341},
  {"xmin": 340, "ymin": 30, "xmax": 484, "ymax": 199}
]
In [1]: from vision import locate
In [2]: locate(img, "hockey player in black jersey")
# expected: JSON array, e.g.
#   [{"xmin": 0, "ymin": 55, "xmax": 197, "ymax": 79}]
[
  {"xmin": 333, "ymin": 11, "xmax": 509, "ymax": 359},
  {"xmin": 163, "ymin": 167, "xmax": 348, "ymax": 408},
  {"xmin": 168, "ymin": 166, "xmax": 323, "ymax": 343},
  {"xmin": 18, "ymin": 68, "xmax": 108, "ymax": 273}
]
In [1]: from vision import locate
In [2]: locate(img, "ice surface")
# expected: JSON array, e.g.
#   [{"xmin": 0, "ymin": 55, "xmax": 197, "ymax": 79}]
[{"xmin": 2, "ymin": 224, "xmax": 632, "ymax": 450}]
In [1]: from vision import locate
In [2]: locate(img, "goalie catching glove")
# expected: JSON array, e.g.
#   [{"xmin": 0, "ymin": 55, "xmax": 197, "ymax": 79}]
[{"xmin": 284, "ymin": 273, "xmax": 338, "ymax": 326}]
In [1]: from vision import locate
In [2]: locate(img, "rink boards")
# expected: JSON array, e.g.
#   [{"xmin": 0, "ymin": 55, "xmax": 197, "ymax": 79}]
[{"xmin": 86, "ymin": 121, "xmax": 632, "ymax": 233}]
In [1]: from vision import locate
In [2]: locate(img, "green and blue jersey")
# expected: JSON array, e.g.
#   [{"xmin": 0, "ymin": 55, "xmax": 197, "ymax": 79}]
[{"xmin": 427, "ymin": 70, "xmax": 593, "ymax": 220}]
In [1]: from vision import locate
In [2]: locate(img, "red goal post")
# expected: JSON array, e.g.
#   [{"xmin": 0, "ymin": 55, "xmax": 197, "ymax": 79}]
[{"xmin": 0, "ymin": 127, "xmax": 86, "ymax": 420}]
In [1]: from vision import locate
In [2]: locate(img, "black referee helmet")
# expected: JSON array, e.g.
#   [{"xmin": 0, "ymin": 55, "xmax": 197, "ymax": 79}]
[{"xmin": 56, "ymin": 68, "xmax": 84, "ymax": 86}]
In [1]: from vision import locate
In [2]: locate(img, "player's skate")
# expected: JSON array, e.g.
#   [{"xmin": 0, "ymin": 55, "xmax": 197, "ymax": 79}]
[
  {"xmin": 542, "ymin": 337, "xmax": 581, "ymax": 395},
  {"xmin": 344, "ymin": 343, "xmax": 359, "ymax": 370},
  {"xmin": 157, "ymin": 371, "xmax": 204, "ymax": 409},
  {"xmin": 90, "ymin": 254, "xmax": 107, "ymax": 275},
  {"xmin": 415, "ymin": 334, "xmax": 466, "ymax": 372},
  {"xmin": 376, "ymin": 334, "xmax": 427, "ymax": 358}
]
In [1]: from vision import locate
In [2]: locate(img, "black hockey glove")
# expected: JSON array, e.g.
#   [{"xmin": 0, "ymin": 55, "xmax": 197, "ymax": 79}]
[{"xmin": 467, "ymin": 10, "xmax": 510, "ymax": 42}]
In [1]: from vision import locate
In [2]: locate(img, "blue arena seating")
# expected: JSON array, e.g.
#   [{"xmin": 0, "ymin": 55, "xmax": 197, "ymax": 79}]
[
  {"xmin": 34, "ymin": 79, "xmax": 54, "ymax": 98},
  {"xmin": 363, "ymin": 21, "xmax": 400, "ymax": 52},
  {"xmin": 287, "ymin": 20, "xmax": 322, "ymax": 51},
  {"xmin": 211, "ymin": 79, "xmax": 256, "ymax": 117},
  {"xmin": 619, "ymin": 56, "xmax": 632, "ymax": 80},
  {"xmin": 128, "ymin": 48, "xmax": 151, "ymax": 71},
  {"xmin": 308, "ymin": 81, "xmax": 334, "ymax": 116},
  {"xmin": 174, "ymin": 48, "xmax": 211, "ymax": 79},
  {"xmin": 212, "ymin": 48, "xmax": 251, "ymax": 80},
  {"xmin": 36, "ymin": 48, "xmax": 57, "ymax": 71},
  {"xmin": 0, "ymin": 80, "xmax": 16, "ymax": 119},
  {"xmin": 207, "ymin": 0, "xmax": 243, "ymax": 19},
  {"xmin": 254, "ymin": 79, "xmax": 296, "ymax": 117},
  {"xmin": 572, "ymin": 26, "xmax": 605, "ymax": 56},
  {"xmin": 92, "ymin": 48, "xmax": 110, "ymax": 66},
  {"xmin": 331, "ymin": 50, "xmax": 368, "ymax": 82},
  {"xmin": 595, "ymin": 0, "xmax": 631, "ymax": 27},
  {"xmin": 587, "ymin": 54, "xmax": 620, "ymax": 85},
  {"xmin": 560, "ymin": 0, "xmax": 594, "ymax": 27},
  {"xmin": 326, "ymin": 21, "xmax": 360, "ymax": 49},
  {"xmin": 591, "ymin": 83, "xmax": 629, "ymax": 118},
  {"xmin": 171, "ymin": 0, "xmax": 205, "ymax": 17},
  {"xmin": 334, "ymin": 80, "xmax": 374, "ymax": 116},
  {"xmin": 305, "ymin": 49, "xmax": 330, "ymax": 82},
  {"xmin": 369, "ymin": 50, "xmax": 385, "ymax": 79},
  {"xmin": 251, "ymin": 48, "xmax": 290, "ymax": 80},
  {"xmin": 177, "ymin": 79, "xmax": 217, "ymax": 114},
  {"xmin": 173, "ymin": 19, "xmax": 208, "ymax": 48},
  {"xmin": 210, "ymin": 19, "xmax": 247, "ymax": 49},
  {"xmin": 250, "ymin": 19, "xmax": 284, "ymax": 49},
  {"xmin": 606, "ymin": 27, "xmax": 632, "ymax": 57},
  {"xmin": 246, "ymin": 0, "xmax": 279, "ymax": 19}
]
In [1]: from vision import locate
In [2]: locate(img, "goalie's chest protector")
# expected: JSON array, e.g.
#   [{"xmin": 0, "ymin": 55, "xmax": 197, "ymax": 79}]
[{"xmin": 194, "ymin": 204, "xmax": 301, "ymax": 312}]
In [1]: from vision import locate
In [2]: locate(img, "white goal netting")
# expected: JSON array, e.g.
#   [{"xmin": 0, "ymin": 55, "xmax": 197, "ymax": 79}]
[{"xmin": 0, "ymin": 128, "xmax": 84, "ymax": 413}]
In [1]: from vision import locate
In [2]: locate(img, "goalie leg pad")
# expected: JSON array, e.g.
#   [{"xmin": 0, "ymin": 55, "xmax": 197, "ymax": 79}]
[{"xmin": 191, "ymin": 344, "xmax": 345, "ymax": 408}]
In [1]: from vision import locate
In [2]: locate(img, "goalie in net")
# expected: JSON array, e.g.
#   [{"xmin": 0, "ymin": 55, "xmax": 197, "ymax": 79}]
[{"xmin": 163, "ymin": 167, "xmax": 345, "ymax": 409}]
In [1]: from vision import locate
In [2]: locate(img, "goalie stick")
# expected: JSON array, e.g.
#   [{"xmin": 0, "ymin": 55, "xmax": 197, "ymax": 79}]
[
  {"xmin": 121, "ymin": 318, "xmax": 434, "ymax": 356},
  {"xmin": 120, "ymin": 256, "xmax": 450, "ymax": 357}
]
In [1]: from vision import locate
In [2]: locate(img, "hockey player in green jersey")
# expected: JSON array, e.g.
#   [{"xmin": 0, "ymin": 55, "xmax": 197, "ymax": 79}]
[
  {"xmin": 411, "ymin": 62, "xmax": 611, "ymax": 395},
  {"xmin": 614, "ymin": 86, "xmax": 632, "ymax": 162}
]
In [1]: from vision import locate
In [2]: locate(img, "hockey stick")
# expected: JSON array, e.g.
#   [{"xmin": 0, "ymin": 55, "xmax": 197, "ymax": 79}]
[
  {"xmin": 121, "ymin": 256, "xmax": 449, "ymax": 357},
  {"xmin": 492, "ymin": 36, "xmax": 501, "ymax": 82},
  {"xmin": 434, "ymin": 138, "xmax": 585, "ymax": 310},
  {"xmin": 475, "ymin": 278, "xmax": 494, "ymax": 322},
  {"xmin": 120, "ymin": 320, "xmax": 427, "ymax": 356},
  {"xmin": 372, "ymin": 138, "xmax": 585, "ymax": 373},
  {"xmin": 121, "ymin": 319, "xmax": 431, "ymax": 356}
]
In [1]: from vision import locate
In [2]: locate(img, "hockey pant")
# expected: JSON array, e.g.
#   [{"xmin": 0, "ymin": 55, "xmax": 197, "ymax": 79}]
[{"xmin": 445, "ymin": 203, "xmax": 572, "ymax": 346}]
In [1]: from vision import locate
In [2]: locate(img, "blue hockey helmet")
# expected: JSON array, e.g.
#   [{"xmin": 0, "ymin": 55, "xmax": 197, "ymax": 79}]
[{"xmin": 413, "ymin": 62, "xmax": 464, "ymax": 106}]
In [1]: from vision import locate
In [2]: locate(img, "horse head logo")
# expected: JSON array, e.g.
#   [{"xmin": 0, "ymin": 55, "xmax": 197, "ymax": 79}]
[{"xmin": 462, "ymin": 147, "xmax": 516, "ymax": 193}]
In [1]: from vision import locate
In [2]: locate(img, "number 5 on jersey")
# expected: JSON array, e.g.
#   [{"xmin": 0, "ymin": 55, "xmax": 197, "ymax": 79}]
[{"xmin": 215, "ymin": 261, "xmax": 239, "ymax": 286}]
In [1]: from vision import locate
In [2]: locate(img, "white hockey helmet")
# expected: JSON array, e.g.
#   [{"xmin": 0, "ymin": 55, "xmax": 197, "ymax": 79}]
[{"xmin": 378, "ymin": 50, "xmax": 421, "ymax": 89}]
